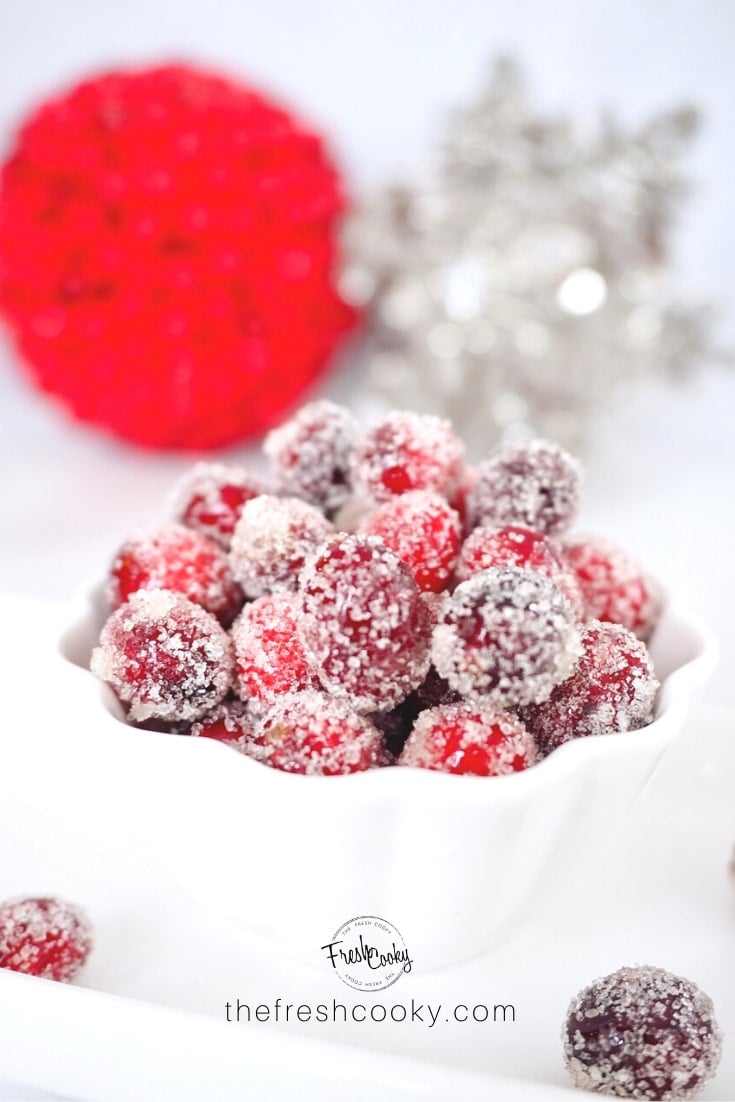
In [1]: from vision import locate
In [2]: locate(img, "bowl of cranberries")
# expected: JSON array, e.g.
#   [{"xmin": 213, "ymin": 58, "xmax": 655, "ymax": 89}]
[{"xmin": 59, "ymin": 401, "xmax": 713, "ymax": 968}]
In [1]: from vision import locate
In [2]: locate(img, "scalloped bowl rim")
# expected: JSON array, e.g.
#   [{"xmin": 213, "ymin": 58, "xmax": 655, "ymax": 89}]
[{"xmin": 57, "ymin": 582, "xmax": 718, "ymax": 804}]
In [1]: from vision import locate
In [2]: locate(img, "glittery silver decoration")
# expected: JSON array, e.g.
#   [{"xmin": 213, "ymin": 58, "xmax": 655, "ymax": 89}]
[{"xmin": 340, "ymin": 57, "xmax": 718, "ymax": 453}]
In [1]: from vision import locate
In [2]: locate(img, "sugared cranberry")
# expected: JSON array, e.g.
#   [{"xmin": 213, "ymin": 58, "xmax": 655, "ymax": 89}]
[
  {"xmin": 414, "ymin": 666, "xmax": 462, "ymax": 710},
  {"xmin": 248, "ymin": 691, "xmax": 387, "ymax": 775},
  {"xmin": 432, "ymin": 567, "xmax": 581, "ymax": 707},
  {"xmin": 398, "ymin": 702, "xmax": 536, "ymax": 776},
  {"xmin": 188, "ymin": 698, "xmax": 255, "ymax": 752},
  {"xmin": 91, "ymin": 589, "xmax": 233, "ymax": 722},
  {"xmin": 456, "ymin": 524, "xmax": 583, "ymax": 617},
  {"xmin": 467, "ymin": 439, "xmax": 581, "ymax": 537},
  {"xmin": 449, "ymin": 465, "xmax": 477, "ymax": 532},
  {"xmin": 351, "ymin": 411, "xmax": 465, "ymax": 503},
  {"xmin": 264, "ymin": 399, "xmax": 359, "ymax": 516},
  {"xmin": 360, "ymin": 490, "xmax": 461, "ymax": 593},
  {"xmin": 108, "ymin": 522, "xmax": 242, "ymax": 623},
  {"xmin": 524, "ymin": 621, "xmax": 659, "ymax": 756},
  {"xmin": 172, "ymin": 462, "xmax": 268, "ymax": 548},
  {"xmin": 564, "ymin": 534, "xmax": 662, "ymax": 641},
  {"xmin": 563, "ymin": 965, "xmax": 723, "ymax": 1100},
  {"xmin": 298, "ymin": 534, "xmax": 432, "ymax": 711},
  {"xmin": 370, "ymin": 696, "xmax": 422, "ymax": 759},
  {"xmin": 231, "ymin": 591, "xmax": 319, "ymax": 712},
  {"xmin": 229, "ymin": 495, "xmax": 333, "ymax": 599},
  {"xmin": 0, "ymin": 897, "xmax": 92, "ymax": 982}
]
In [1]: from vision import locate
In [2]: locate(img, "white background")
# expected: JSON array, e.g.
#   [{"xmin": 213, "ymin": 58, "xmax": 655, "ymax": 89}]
[{"xmin": 0, "ymin": 0, "xmax": 733, "ymax": 707}]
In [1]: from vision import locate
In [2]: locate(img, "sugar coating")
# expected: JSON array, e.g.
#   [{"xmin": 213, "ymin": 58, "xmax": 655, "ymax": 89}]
[
  {"xmin": 524, "ymin": 620, "xmax": 659, "ymax": 756},
  {"xmin": 432, "ymin": 567, "xmax": 582, "ymax": 707},
  {"xmin": 351, "ymin": 410, "xmax": 466, "ymax": 503},
  {"xmin": 264, "ymin": 399, "xmax": 359, "ymax": 515},
  {"xmin": 108, "ymin": 521, "xmax": 242, "ymax": 623},
  {"xmin": 298, "ymin": 533, "xmax": 432, "ymax": 712},
  {"xmin": 563, "ymin": 965, "xmax": 723, "ymax": 1100},
  {"xmin": 0, "ymin": 896, "xmax": 93, "ymax": 982},
  {"xmin": 231, "ymin": 591, "xmax": 319, "ymax": 712},
  {"xmin": 399, "ymin": 702, "xmax": 537, "ymax": 775},
  {"xmin": 229, "ymin": 495, "xmax": 333, "ymax": 598},
  {"xmin": 91, "ymin": 588, "xmax": 233, "ymax": 722},
  {"xmin": 171, "ymin": 461, "xmax": 268, "ymax": 548},
  {"xmin": 360, "ymin": 490, "xmax": 461, "ymax": 593},
  {"xmin": 467, "ymin": 439, "xmax": 581, "ymax": 537},
  {"xmin": 248, "ymin": 690, "xmax": 387, "ymax": 775},
  {"xmin": 188, "ymin": 698, "xmax": 256, "ymax": 754},
  {"xmin": 456, "ymin": 524, "xmax": 584, "ymax": 618},
  {"xmin": 564, "ymin": 534, "xmax": 663, "ymax": 641}
]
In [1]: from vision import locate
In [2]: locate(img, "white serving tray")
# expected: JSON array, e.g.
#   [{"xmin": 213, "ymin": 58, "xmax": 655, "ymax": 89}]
[{"xmin": 0, "ymin": 597, "xmax": 733, "ymax": 1100}]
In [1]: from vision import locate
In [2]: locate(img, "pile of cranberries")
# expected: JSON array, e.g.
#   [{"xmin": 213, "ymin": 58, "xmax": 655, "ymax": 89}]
[{"xmin": 91, "ymin": 400, "xmax": 663, "ymax": 777}]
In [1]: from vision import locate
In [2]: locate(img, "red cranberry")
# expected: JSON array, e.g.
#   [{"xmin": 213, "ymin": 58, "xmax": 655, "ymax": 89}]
[
  {"xmin": 91, "ymin": 589, "xmax": 233, "ymax": 722},
  {"xmin": 467, "ymin": 439, "xmax": 581, "ymax": 537},
  {"xmin": 564, "ymin": 965, "xmax": 723, "ymax": 1100},
  {"xmin": 108, "ymin": 522, "xmax": 242, "ymax": 623},
  {"xmin": 188, "ymin": 698, "xmax": 255, "ymax": 752},
  {"xmin": 360, "ymin": 490, "xmax": 461, "ymax": 593},
  {"xmin": 231, "ymin": 591, "xmax": 319, "ymax": 712},
  {"xmin": 456, "ymin": 524, "xmax": 583, "ymax": 617},
  {"xmin": 264, "ymin": 399, "xmax": 359, "ymax": 516},
  {"xmin": 564, "ymin": 534, "xmax": 662, "ymax": 641},
  {"xmin": 172, "ymin": 462, "xmax": 268, "ymax": 548},
  {"xmin": 414, "ymin": 666, "xmax": 462, "ymax": 710},
  {"xmin": 524, "ymin": 621, "xmax": 659, "ymax": 756},
  {"xmin": 298, "ymin": 534, "xmax": 432, "ymax": 711},
  {"xmin": 449, "ymin": 464, "xmax": 477, "ymax": 532},
  {"xmin": 432, "ymin": 567, "xmax": 581, "ymax": 707},
  {"xmin": 369, "ymin": 695, "xmax": 422, "ymax": 759},
  {"xmin": 398, "ymin": 702, "xmax": 536, "ymax": 776},
  {"xmin": 351, "ymin": 410, "xmax": 465, "ymax": 502},
  {"xmin": 229, "ymin": 494, "xmax": 333, "ymax": 598},
  {"xmin": 248, "ymin": 691, "xmax": 387, "ymax": 775},
  {"xmin": 0, "ymin": 897, "xmax": 92, "ymax": 982}
]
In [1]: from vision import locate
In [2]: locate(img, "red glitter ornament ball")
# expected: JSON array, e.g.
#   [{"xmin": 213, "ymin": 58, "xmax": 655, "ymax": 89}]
[{"xmin": 0, "ymin": 64, "xmax": 357, "ymax": 448}]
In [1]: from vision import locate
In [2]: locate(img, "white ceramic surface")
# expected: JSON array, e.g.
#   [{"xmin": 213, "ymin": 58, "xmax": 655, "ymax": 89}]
[
  {"xmin": 0, "ymin": 672, "xmax": 733, "ymax": 1101},
  {"xmin": 7, "ymin": 585, "xmax": 717, "ymax": 971}
]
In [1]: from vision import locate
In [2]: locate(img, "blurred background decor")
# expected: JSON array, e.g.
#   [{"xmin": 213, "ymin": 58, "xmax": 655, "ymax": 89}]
[
  {"xmin": 0, "ymin": 0, "xmax": 733, "ymax": 714},
  {"xmin": 341, "ymin": 57, "xmax": 721, "ymax": 453},
  {"xmin": 0, "ymin": 62, "xmax": 357, "ymax": 449}
]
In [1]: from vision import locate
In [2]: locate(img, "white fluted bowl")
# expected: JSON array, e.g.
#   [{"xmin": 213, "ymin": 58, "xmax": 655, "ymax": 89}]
[{"xmin": 6, "ymin": 583, "xmax": 715, "ymax": 972}]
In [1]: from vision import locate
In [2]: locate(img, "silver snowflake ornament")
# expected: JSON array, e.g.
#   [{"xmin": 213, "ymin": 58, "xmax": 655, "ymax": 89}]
[{"xmin": 340, "ymin": 57, "xmax": 717, "ymax": 454}]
